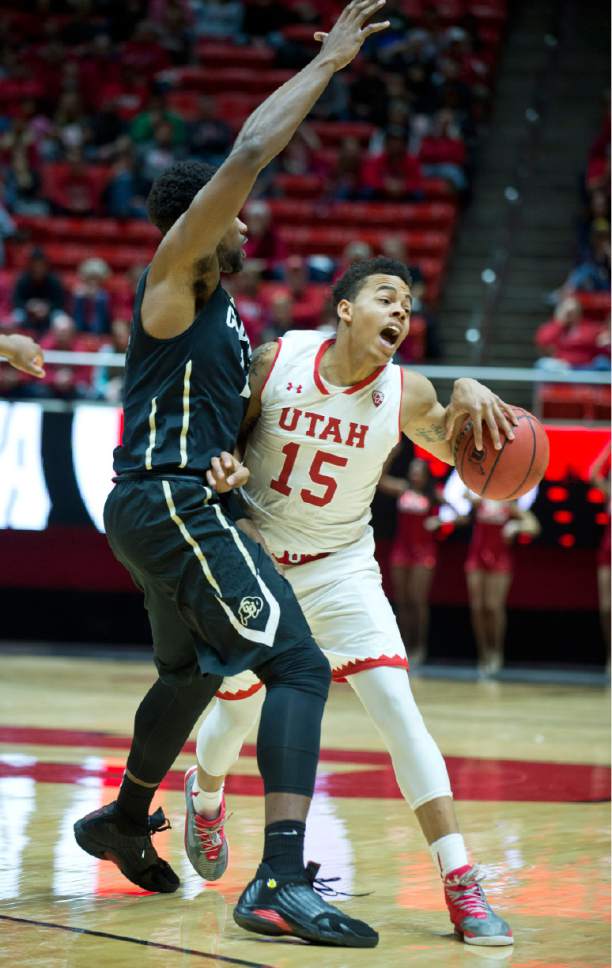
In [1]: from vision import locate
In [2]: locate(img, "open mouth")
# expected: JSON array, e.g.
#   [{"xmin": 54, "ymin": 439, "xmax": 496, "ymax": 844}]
[{"xmin": 379, "ymin": 324, "xmax": 401, "ymax": 347}]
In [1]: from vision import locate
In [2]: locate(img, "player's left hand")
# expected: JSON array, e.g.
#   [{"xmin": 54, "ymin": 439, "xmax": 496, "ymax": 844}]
[
  {"xmin": 445, "ymin": 378, "xmax": 518, "ymax": 451},
  {"xmin": 206, "ymin": 452, "xmax": 249, "ymax": 492},
  {"xmin": 4, "ymin": 334, "xmax": 45, "ymax": 377}
]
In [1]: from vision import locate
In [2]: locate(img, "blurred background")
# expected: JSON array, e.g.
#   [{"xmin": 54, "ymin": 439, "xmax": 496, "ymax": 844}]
[{"xmin": 0, "ymin": 0, "xmax": 609, "ymax": 677}]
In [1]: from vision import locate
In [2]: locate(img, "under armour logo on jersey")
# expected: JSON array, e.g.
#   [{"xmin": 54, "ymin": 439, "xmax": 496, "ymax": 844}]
[
  {"xmin": 287, "ymin": 382, "xmax": 302, "ymax": 393},
  {"xmin": 372, "ymin": 390, "xmax": 384, "ymax": 407},
  {"xmin": 238, "ymin": 596, "xmax": 264, "ymax": 627}
]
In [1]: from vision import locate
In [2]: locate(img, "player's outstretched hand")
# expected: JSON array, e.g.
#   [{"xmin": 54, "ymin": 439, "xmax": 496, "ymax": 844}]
[
  {"xmin": 206, "ymin": 452, "xmax": 249, "ymax": 493},
  {"xmin": 1, "ymin": 333, "xmax": 45, "ymax": 377},
  {"xmin": 313, "ymin": 0, "xmax": 390, "ymax": 71},
  {"xmin": 445, "ymin": 378, "xmax": 518, "ymax": 451}
]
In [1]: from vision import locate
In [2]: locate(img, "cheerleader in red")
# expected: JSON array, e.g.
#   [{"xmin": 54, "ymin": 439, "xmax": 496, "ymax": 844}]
[
  {"xmin": 465, "ymin": 497, "xmax": 539, "ymax": 675},
  {"xmin": 380, "ymin": 458, "xmax": 446, "ymax": 665},
  {"xmin": 590, "ymin": 442, "xmax": 611, "ymax": 670}
]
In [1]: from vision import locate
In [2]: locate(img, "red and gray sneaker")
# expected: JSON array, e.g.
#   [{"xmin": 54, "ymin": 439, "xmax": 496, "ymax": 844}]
[
  {"xmin": 184, "ymin": 765, "xmax": 228, "ymax": 881},
  {"xmin": 444, "ymin": 865, "xmax": 513, "ymax": 946},
  {"xmin": 233, "ymin": 861, "xmax": 378, "ymax": 947}
]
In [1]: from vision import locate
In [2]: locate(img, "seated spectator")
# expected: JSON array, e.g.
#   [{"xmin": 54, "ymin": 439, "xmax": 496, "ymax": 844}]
[
  {"xmin": 46, "ymin": 147, "xmax": 107, "ymax": 216},
  {"xmin": 192, "ymin": 0, "xmax": 245, "ymax": 38},
  {"xmin": 130, "ymin": 92, "xmax": 187, "ymax": 147},
  {"xmin": 84, "ymin": 98, "xmax": 126, "ymax": 162},
  {"xmin": 139, "ymin": 121, "xmax": 185, "ymax": 191},
  {"xmin": 577, "ymin": 189, "xmax": 610, "ymax": 260},
  {"xmin": 0, "ymin": 193, "xmax": 16, "ymax": 267},
  {"xmin": 232, "ymin": 263, "xmax": 268, "ymax": 346},
  {"xmin": 122, "ymin": 20, "xmax": 171, "ymax": 78},
  {"xmin": 564, "ymin": 221, "xmax": 611, "ymax": 293},
  {"xmin": 281, "ymin": 124, "xmax": 322, "ymax": 177},
  {"xmin": 106, "ymin": 140, "xmax": 148, "ymax": 219},
  {"xmin": 333, "ymin": 240, "xmax": 373, "ymax": 283},
  {"xmin": 327, "ymin": 136, "xmax": 364, "ymax": 201},
  {"xmin": 150, "ymin": 0, "xmax": 194, "ymax": 64},
  {"xmin": 40, "ymin": 313, "xmax": 95, "ymax": 398},
  {"xmin": 112, "ymin": 263, "xmax": 148, "ymax": 319},
  {"xmin": 51, "ymin": 91, "xmax": 90, "ymax": 157},
  {"xmin": 535, "ymin": 296, "xmax": 610, "ymax": 370},
  {"xmin": 261, "ymin": 292, "xmax": 294, "ymax": 343},
  {"xmin": 12, "ymin": 248, "xmax": 66, "ymax": 332},
  {"xmin": 419, "ymin": 109, "xmax": 467, "ymax": 192},
  {"xmin": 380, "ymin": 235, "xmax": 426, "ymax": 304},
  {"xmin": 349, "ymin": 60, "xmax": 389, "ymax": 127},
  {"xmin": 71, "ymin": 258, "xmax": 113, "ymax": 336},
  {"xmin": 93, "ymin": 317, "xmax": 131, "ymax": 403},
  {"xmin": 361, "ymin": 128, "xmax": 424, "ymax": 201},
  {"xmin": 271, "ymin": 256, "xmax": 325, "ymax": 328},
  {"xmin": 243, "ymin": 200, "xmax": 286, "ymax": 277},
  {"xmin": 188, "ymin": 96, "xmax": 233, "ymax": 166}
]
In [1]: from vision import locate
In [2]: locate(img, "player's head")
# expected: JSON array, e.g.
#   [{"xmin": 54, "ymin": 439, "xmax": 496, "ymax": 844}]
[
  {"xmin": 332, "ymin": 256, "xmax": 412, "ymax": 364},
  {"xmin": 147, "ymin": 161, "xmax": 246, "ymax": 274}
]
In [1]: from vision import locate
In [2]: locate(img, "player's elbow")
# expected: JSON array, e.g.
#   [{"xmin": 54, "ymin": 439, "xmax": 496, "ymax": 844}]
[{"xmin": 230, "ymin": 139, "xmax": 267, "ymax": 173}]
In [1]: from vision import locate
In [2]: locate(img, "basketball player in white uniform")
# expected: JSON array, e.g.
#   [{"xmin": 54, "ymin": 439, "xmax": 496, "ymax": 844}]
[{"xmin": 187, "ymin": 256, "xmax": 517, "ymax": 946}]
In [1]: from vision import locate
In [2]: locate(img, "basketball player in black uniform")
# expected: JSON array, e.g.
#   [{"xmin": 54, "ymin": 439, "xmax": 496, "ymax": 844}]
[{"xmin": 73, "ymin": 0, "xmax": 390, "ymax": 948}]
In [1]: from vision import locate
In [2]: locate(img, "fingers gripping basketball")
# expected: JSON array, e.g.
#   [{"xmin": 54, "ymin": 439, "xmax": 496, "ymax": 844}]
[{"xmin": 454, "ymin": 407, "xmax": 550, "ymax": 500}]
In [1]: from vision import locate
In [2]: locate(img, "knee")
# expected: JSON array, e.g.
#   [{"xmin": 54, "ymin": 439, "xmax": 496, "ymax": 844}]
[{"xmin": 257, "ymin": 637, "xmax": 331, "ymax": 701}]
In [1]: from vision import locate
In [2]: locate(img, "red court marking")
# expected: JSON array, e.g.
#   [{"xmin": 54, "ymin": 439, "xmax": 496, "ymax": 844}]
[{"xmin": 0, "ymin": 727, "xmax": 609, "ymax": 802}]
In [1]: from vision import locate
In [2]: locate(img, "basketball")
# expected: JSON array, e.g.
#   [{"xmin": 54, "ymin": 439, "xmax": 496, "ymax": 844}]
[{"xmin": 454, "ymin": 406, "xmax": 550, "ymax": 500}]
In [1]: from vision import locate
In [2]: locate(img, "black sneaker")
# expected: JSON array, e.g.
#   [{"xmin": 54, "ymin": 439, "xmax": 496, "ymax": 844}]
[
  {"xmin": 74, "ymin": 802, "xmax": 180, "ymax": 894},
  {"xmin": 233, "ymin": 862, "xmax": 378, "ymax": 947}
]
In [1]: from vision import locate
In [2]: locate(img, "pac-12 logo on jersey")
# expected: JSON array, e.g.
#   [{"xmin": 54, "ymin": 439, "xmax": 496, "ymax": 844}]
[
  {"xmin": 372, "ymin": 390, "xmax": 384, "ymax": 407},
  {"xmin": 239, "ymin": 596, "xmax": 264, "ymax": 627}
]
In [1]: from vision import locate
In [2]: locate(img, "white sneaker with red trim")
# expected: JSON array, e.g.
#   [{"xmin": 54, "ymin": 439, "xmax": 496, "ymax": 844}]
[
  {"xmin": 444, "ymin": 865, "xmax": 513, "ymax": 946},
  {"xmin": 184, "ymin": 765, "xmax": 229, "ymax": 881}
]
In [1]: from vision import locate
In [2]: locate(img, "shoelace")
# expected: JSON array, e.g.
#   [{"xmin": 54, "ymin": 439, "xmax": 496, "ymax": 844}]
[
  {"xmin": 445, "ymin": 865, "xmax": 490, "ymax": 919},
  {"xmin": 194, "ymin": 810, "xmax": 232, "ymax": 858},
  {"xmin": 148, "ymin": 807, "xmax": 172, "ymax": 835},
  {"xmin": 305, "ymin": 861, "xmax": 372, "ymax": 899}
]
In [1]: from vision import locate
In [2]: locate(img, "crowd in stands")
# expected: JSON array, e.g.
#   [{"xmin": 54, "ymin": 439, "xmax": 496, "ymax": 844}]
[
  {"xmin": 0, "ymin": 0, "xmax": 506, "ymax": 399},
  {"xmin": 535, "ymin": 102, "xmax": 611, "ymax": 376}
]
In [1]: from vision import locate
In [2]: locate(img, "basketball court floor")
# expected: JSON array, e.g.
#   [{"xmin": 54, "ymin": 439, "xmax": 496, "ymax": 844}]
[{"xmin": 1, "ymin": 652, "xmax": 609, "ymax": 967}]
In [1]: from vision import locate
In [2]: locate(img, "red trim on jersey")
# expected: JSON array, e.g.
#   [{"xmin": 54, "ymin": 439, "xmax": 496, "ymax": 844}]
[
  {"xmin": 313, "ymin": 337, "xmax": 333, "ymax": 394},
  {"xmin": 260, "ymin": 337, "xmax": 282, "ymax": 401},
  {"xmin": 215, "ymin": 681, "xmax": 264, "ymax": 701},
  {"xmin": 332, "ymin": 653, "xmax": 409, "ymax": 682},
  {"xmin": 313, "ymin": 337, "xmax": 385, "ymax": 395},
  {"xmin": 398, "ymin": 366, "xmax": 405, "ymax": 442},
  {"xmin": 273, "ymin": 550, "xmax": 330, "ymax": 567}
]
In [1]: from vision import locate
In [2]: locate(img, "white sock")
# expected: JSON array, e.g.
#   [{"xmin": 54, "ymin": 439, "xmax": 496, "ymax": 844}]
[
  {"xmin": 430, "ymin": 833, "xmax": 469, "ymax": 878},
  {"xmin": 192, "ymin": 784, "xmax": 224, "ymax": 820}
]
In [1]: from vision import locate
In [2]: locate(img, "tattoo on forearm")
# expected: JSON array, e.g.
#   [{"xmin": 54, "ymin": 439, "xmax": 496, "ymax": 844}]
[
  {"xmin": 414, "ymin": 425, "xmax": 446, "ymax": 444},
  {"xmin": 248, "ymin": 341, "xmax": 277, "ymax": 380}
]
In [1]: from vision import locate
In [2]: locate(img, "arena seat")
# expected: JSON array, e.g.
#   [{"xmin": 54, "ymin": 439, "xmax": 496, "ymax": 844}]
[
  {"xmin": 10, "ymin": 242, "xmax": 154, "ymax": 272},
  {"xmin": 166, "ymin": 67, "xmax": 293, "ymax": 96},
  {"xmin": 276, "ymin": 226, "xmax": 449, "ymax": 258},
  {"xmin": 575, "ymin": 292, "xmax": 611, "ymax": 322},
  {"xmin": 266, "ymin": 200, "xmax": 457, "ymax": 231},
  {"xmin": 195, "ymin": 41, "xmax": 275, "ymax": 69},
  {"xmin": 15, "ymin": 216, "xmax": 159, "ymax": 248},
  {"xmin": 538, "ymin": 384, "xmax": 611, "ymax": 421},
  {"xmin": 310, "ymin": 121, "xmax": 376, "ymax": 147},
  {"xmin": 40, "ymin": 164, "xmax": 112, "ymax": 217}
]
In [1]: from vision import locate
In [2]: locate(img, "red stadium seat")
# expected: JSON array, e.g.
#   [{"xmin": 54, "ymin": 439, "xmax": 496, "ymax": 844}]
[
  {"xmin": 166, "ymin": 91, "xmax": 202, "ymax": 121},
  {"xmin": 167, "ymin": 67, "xmax": 292, "ymax": 96},
  {"xmin": 275, "ymin": 173, "xmax": 325, "ymax": 199},
  {"xmin": 310, "ymin": 121, "xmax": 376, "ymax": 147},
  {"xmin": 276, "ymin": 226, "xmax": 449, "ymax": 258},
  {"xmin": 538, "ymin": 385, "xmax": 611, "ymax": 421},
  {"xmin": 216, "ymin": 93, "xmax": 262, "ymax": 127},
  {"xmin": 10, "ymin": 242, "xmax": 154, "ymax": 273},
  {"xmin": 575, "ymin": 291, "xmax": 611, "ymax": 322},
  {"xmin": 265, "ymin": 199, "xmax": 457, "ymax": 232}
]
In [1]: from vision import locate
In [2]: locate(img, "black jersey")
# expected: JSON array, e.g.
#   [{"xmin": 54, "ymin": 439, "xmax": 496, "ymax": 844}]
[{"xmin": 114, "ymin": 268, "xmax": 251, "ymax": 476}]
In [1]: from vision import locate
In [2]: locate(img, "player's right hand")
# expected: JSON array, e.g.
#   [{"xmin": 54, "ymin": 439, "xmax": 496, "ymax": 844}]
[
  {"xmin": 313, "ymin": 0, "xmax": 390, "ymax": 72},
  {"xmin": 4, "ymin": 334, "xmax": 45, "ymax": 377},
  {"xmin": 206, "ymin": 452, "xmax": 249, "ymax": 492}
]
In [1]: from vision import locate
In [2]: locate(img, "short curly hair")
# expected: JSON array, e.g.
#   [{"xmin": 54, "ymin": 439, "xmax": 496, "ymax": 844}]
[
  {"xmin": 332, "ymin": 256, "xmax": 412, "ymax": 312},
  {"xmin": 147, "ymin": 160, "xmax": 218, "ymax": 234}
]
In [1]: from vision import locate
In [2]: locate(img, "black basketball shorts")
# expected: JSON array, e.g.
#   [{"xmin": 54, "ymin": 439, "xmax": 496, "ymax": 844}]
[{"xmin": 103, "ymin": 476, "xmax": 313, "ymax": 685}]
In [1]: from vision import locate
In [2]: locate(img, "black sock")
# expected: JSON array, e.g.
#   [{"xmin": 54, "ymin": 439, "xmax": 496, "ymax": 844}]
[
  {"xmin": 259, "ymin": 820, "xmax": 306, "ymax": 877},
  {"xmin": 116, "ymin": 773, "xmax": 157, "ymax": 830}
]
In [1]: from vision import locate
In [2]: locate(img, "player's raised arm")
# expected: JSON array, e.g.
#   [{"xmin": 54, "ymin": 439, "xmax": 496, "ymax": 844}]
[
  {"xmin": 400, "ymin": 370, "xmax": 517, "ymax": 463},
  {"xmin": 147, "ymin": 1, "xmax": 389, "ymax": 308},
  {"xmin": 0, "ymin": 333, "xmax": 45, "ymax": 377}
]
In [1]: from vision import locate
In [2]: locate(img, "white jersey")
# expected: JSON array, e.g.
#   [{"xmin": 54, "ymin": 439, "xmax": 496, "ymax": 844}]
[{"xmin": 243, "ymin": 330, "xmax": 403, "ymax": 556}]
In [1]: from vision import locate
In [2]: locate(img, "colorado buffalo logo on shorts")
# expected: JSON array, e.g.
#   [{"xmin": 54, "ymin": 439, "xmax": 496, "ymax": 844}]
[
  {"xmin": 238, "ymin": 596, "xmax": 264, "ymax": 626},
  {"xmin": 372, "ymin": 390, "xmax": 384, "ymax": 407}
]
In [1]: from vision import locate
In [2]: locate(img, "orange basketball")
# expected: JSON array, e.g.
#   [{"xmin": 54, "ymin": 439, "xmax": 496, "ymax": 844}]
[{"xmin": 454, "ymin": 406, "xmax": 550, "ymax": 500}]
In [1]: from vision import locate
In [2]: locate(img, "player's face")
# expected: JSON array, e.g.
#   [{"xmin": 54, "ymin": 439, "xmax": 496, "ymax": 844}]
[
  {"xmin": 340, "ymin": 274, "xmax": 412, "ymax": 364},
  {"xmin": 408, "ymin": 459, "xmax": 428, "ymax": 489},
  {"xmin": 217, "ymin": 217, "xmax": 248, "ymax": 274}
]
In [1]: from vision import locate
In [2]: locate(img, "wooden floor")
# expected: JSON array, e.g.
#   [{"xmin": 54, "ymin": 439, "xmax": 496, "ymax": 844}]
[{"xmin": 0, "ymin": 654, "xmax": 610, "ymax": 968}]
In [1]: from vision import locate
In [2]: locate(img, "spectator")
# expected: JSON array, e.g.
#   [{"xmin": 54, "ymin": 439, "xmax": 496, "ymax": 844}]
[
  {"xmin": 112, "ymin": 263, "xmax": 148, "ymax": 319},
  {"xmin": 361, "ymin": 128, "xmax": 424, "ymax": 201},
  {"xmin": 40, "ymin": 313, "xmax": 94, "ymax": 398},
  {"xmin": 348, "ymin": 60, "xmax": 389, "ymax": 127},
  {"xmin": 261, "ymin": 292, "xmax": 294, "ymax": 343},
  {"xmin": 281, "ymin": 124, "xmax": 322, "ymax": 177},
  {"xmin": 419, "ymin": 109, "xmax": 467, "ymax": 192},
  {"xmin": 188, "ymin": 96, "xmax": 233, "ymax": 166},
  {"xmin": 93, "ymin": 317, "xmax": 131, "ymax": 403},
  {"xmin": 72, "ymin": 258, "xmax": 113, "ymax": 336},
  {"xmin": 106, "ymin": 140, "xmax": 148, "ymax": 220},
  {"xmin": 271, "ymin": 256, "xmax": 325, "ymax": 329},
  {"xmin": 130, "ymin": 92, "xmax": 187, "ymax": 147},
  {"xmin": 78, "ymin": 34, "xmax": 121, "ymax": 111},
  {"xmin": 535, "ymin": 296, "xmax": 610, "ymax": 370},
  {"xmin": 564, "ymin": 221, "xmax": 611, "ymax": 293},
  {"xmin": 46, "ymin": 147, "xmax": 108, "ymax": 216},
  {"xmin": 139, "ymin": 121, "xmax": 185, "ymax": 191},
  {"xmin": 380, "ymin": 235, "xmax": 426, "ymax": 304},
  {"xmin": 192, "ymin": 0, "xmax": 245, "ymax": 39},
  {"xmin": 243, "ymin": 200, "xmax": 286, "ymax": 277},
  {"xmin": 12, "ymin": 248, "xmax": 66, "ymax": 332},
  {"xmin": 327, "ymin": 136, "xmax": 365, "ymax": 201},
  {"xmin": 122, "ymin": 20, "xmax": 171, "ymax": 78},
  {"xmin": 52, "ymin": 91, "xmax": 90, "ymax": 156},
  {"xmin": 232, "ymin": 263, "xmax": 268, "ymax": 345},
  {"xmin": 0, "ymin": 193, "xmax": 16, "ymax": 267},
  {"xmin": 84, "ymin": 98, "xmax": 126, "ymax": 162}
]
